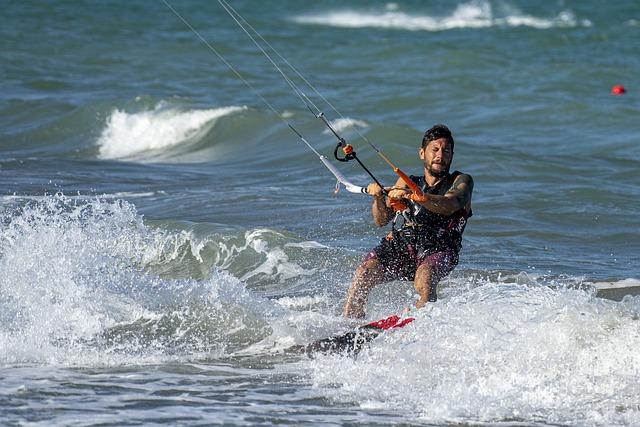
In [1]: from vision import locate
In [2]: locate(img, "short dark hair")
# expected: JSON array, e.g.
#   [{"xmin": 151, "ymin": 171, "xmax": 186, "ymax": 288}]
[{"xmin": 421, "ymin": 124, "xmax": 454, "ymax": 151}]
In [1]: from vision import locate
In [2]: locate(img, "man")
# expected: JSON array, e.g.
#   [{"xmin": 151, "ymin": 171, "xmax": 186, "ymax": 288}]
[{"xmin": 343, "ymin": 124, "xmax": 473, "ymax": 318}]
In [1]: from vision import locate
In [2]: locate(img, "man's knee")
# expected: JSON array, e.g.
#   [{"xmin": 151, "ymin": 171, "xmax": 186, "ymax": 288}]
[{"xmin": 356, "ymin": 258, "xmax": 383, "ymax": 281}]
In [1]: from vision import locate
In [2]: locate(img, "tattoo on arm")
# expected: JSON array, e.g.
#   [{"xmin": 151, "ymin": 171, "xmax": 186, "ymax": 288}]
[{"xmin": 446, "ymin": 175, "xmax": 473, "ymax": 207}]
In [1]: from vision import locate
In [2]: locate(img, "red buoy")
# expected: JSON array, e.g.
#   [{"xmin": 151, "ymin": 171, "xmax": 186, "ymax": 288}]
[{"xmin": 611, "ymin": 85, "xmax": 626, "ymax": 95}]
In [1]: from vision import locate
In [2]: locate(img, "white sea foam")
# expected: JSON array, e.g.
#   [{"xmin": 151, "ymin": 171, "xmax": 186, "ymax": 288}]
[
  {"xmin": 293, "ymin": 1, "xmax": 579, "ymax": 31},
  {"xmin": 0, "ymin": 194, "xmax": 282, "ymax": 365},
  {"xmin": 295, "ymin": 281, "xmax": 640, "ymax": 425},
  {"xmin": 97, "ymin": 103, "xmax": 243, "ymax": 160},
  {"xmin": 238, "ymin": 228, "xmax": 316, "ymax": 282}
]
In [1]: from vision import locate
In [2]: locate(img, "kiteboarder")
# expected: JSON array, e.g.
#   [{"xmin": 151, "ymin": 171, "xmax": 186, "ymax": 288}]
[{"xmin": 343, "ymin": 124, "xmax": 474, "ymax": 318}]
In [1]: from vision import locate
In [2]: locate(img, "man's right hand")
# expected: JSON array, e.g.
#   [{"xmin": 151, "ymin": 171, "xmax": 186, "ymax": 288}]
[{"xmin": 367, "ymin": 183, "xmax": 384, "ymax": 198}]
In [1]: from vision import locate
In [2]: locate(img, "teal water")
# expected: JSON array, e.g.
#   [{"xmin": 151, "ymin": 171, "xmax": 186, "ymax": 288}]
[{"xmin": 2, "ymin": 1, "xmax": 640, "ymax": 425}]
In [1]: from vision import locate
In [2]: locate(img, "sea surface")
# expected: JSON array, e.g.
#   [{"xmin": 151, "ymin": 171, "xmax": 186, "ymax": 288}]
[{"xmin": 2, "ymin": 1, "xmax": 640, "ymax": 426}]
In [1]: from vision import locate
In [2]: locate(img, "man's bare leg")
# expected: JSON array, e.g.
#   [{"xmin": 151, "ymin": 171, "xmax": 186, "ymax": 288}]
[{"xmin": 413, "ymin": 263, "xmax": 435, "ymax": 310}]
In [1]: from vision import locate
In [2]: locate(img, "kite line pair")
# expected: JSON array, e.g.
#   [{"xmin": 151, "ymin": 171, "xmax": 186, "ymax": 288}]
[{"xmin": 161, "ymin": 0, "xmax": 428, "ymax": 206}]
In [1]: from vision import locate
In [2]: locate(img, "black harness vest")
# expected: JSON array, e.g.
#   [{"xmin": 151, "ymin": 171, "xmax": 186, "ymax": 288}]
[{"xmin": 393, "ymin": 171, "xmax": 471, "ymax": 258}]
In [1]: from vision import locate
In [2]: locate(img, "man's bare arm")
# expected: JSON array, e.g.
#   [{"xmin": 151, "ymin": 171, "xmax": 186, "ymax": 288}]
[{"xmin": 388, "ymin": 174, "xmax": 473, "ymax": 216}]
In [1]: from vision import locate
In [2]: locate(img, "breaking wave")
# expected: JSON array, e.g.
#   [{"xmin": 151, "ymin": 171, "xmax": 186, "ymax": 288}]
[{"xmin": 97, "ymin": 101, "xmax": 244, "ymax": 160}]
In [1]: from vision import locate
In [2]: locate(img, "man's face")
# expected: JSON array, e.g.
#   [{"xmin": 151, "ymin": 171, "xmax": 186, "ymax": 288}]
[{"xmin": 419, "ymin": 138, "xmax": 453, "ymax": 178}]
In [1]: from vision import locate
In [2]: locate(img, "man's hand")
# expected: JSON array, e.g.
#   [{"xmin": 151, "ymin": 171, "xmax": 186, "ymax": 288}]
[
  {"xmin": 387, "ymin": 187, "xmax": 410, "ymax": 201},
  {"xmin": 366, "ymin": 183, "xmax": 384, "ymax": 198}
]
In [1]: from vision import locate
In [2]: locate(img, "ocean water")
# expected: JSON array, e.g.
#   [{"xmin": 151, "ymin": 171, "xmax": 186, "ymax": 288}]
[{"xmin": 1, "ymin": 0, "xmax": 640, "ymax": 425}]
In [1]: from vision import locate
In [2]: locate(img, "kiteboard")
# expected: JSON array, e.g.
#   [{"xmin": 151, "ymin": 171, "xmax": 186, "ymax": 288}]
[{"xmin": 287, "ymin": 313, "xmax": 415, "ymax": 356}]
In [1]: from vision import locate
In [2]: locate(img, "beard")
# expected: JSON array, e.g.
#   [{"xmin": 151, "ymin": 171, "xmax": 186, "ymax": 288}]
[{"xmin": 426, "ymin": 161, "xmax": 450, "ymax": 178}]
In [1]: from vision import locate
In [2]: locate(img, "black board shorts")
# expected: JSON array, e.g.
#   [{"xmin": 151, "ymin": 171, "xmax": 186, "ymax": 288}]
[{"xmin": 363, "ymin": 235, "xmax": 458, "ymax": 284}]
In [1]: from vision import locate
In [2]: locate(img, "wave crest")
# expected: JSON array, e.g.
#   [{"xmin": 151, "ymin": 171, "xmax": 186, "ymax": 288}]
[
  {"xmin": 293, "ymin": 1, "xmax": 581, "ymax": 31},
  {"xmin": 97, "ymin": 102, "xmax": 243, "ymax": 160}
]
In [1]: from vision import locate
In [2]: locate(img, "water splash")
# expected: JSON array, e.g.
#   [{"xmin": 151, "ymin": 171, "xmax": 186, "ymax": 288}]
[
  {"xmin": 296, "ymin": 281, "xmax": 640, "ymax": 426},
  {"xmin": 0, "ymin": 194, "xmax": 285, "ymax": 366}
]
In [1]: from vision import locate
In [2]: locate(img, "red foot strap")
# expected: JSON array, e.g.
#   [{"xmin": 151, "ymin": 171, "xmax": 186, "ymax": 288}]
[{"xmin": 365, "ymin": 314, "xmax": 415, "ymax": 330}]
